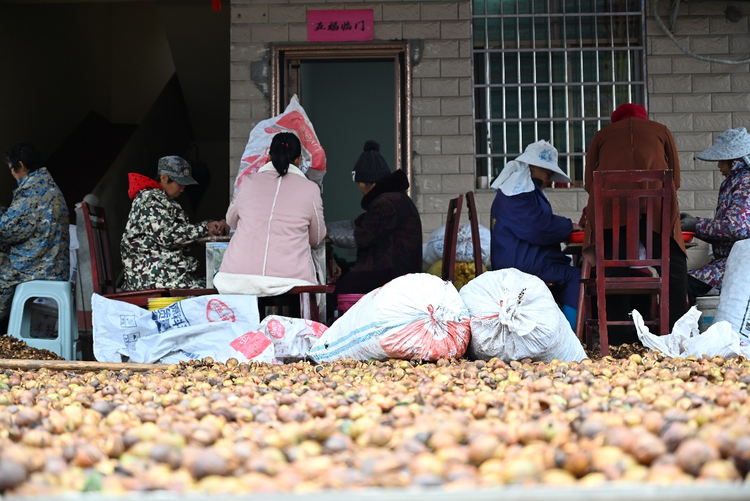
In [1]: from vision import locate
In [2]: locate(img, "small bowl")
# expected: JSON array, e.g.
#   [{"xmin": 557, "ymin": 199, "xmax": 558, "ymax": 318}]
[
  {"xmin": 568, "ymin": 231, "xmax": 584, "ymax": 243},
  {"xmin": 682, "ymin": 231, "xmax": 695, "ymax": 243}
]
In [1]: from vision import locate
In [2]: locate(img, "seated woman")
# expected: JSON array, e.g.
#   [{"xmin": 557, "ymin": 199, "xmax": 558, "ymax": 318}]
[
  {"xmin": 121, "ymin": 156, "xmax": 226, "ymax": 290},
  {"xmin": 490, "ymin": 140, "xmax": 581, "ymax": 329},
  {"xmin": 0, "ymin": 142, "xmax": 70, "ymax": 326},
  {"xmin": 682, "ymin": 127, "xmax": 750, "ymax": 304},
  {"xmin": 213, "ymin": 132, "xmax": 326, "ymax": 296},
  {"xmin": 584, "ymin": 104, "xmax": 687, "ymax": 341},
  {"xmin": 333, "ymin": 140, "xmax": 422, "ymax": 295}
]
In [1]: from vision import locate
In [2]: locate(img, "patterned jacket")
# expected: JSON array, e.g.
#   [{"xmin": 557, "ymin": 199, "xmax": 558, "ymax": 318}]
[
  {"xmin": 690, "ymin": 161, "xmax": 750, "ymax": 289},
  {"xmin": 0, "ymin": 167, "xmax": 70, "ymax": 284},
  {"xmin": 121, "ymin": 179, "xmax": 208, "ymax": 290}
]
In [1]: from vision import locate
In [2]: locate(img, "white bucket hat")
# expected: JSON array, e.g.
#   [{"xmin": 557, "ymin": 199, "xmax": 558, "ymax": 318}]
[
  {"xmin": 697, "ymin": 127, "xmax": 750, "ymax": 165},
  {"xmin": 514, "ymin": 140, "xmax": 571, "ymax": 184}
]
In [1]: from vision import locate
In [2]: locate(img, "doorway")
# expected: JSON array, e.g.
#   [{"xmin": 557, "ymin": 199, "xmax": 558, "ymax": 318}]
[{"xmin": 272, "ymin": 43, "xmax": 412, "ymax": 252}]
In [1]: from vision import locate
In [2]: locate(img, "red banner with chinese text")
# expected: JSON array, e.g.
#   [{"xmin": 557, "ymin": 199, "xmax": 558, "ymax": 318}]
[{"xmin": 307, "ymin": 9, "xmax": 374, "ymax": 42}]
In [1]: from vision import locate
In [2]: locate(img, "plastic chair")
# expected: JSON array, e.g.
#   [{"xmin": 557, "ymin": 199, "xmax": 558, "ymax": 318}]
[
  {"xmin": 580, "ymin": 170, "xmax": 674, "ymax": 356},
  {"xmin": 465, "ymin": 191, "xmax": 484, "ymax": 277},
  {"xmin": 8, "ymin": 280, "xmax": 81, "ymax": 360},
  {"xmin": 81, "ymin": 202, "xmax": 169, "ymax": 307},
  {"xmin": 441, "ymin": 194, "xmax": 463, "ymax": 282}
]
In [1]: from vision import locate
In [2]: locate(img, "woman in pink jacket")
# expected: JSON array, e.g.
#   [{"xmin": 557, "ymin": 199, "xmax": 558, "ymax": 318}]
[{"xmin": 214, "ymin": 133, "xmax": 326, "ymax": 296}]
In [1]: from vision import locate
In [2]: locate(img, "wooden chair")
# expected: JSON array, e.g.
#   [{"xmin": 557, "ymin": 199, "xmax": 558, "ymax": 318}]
[
  {"xmin": 465, "ymin": 191, "xmax": 484, "ymax": 277},
  {"xmin": 441, "ymin": 194, "xmax": 463, "ymax": 282},
  {"xmin": 580, "ymin": 170, "xmax": 674, "ymax": 356},
  {"xmin": 574, "ymin": 258, "xmax": 591, "ymax": 342},
  {"xmin": 80, "ymin": 202, "xmax": 169, "ymax": 308}
]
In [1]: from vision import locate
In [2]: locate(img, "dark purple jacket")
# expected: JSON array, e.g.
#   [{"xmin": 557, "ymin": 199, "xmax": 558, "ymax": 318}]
[{"xmin": 336, "ymin": 169, "xmax": 422, "ymax": 294}]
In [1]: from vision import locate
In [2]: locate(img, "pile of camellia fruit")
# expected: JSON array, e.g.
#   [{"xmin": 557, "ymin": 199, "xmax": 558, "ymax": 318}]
[{"xmin": 1, "ymin": 352, "xmax": 750, "ymax": 494}]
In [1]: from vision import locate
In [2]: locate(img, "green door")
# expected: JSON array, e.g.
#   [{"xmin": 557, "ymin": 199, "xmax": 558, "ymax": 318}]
[{"xmin": 299, "ymin": 59, "xmax": 396, "ymax": 262}]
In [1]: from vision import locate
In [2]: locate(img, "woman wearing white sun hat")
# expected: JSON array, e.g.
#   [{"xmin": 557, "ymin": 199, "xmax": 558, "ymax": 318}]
[
  {"xmin": 490, "ymin": 140, "xmax": 582, "ymax": 330},
  {"xmin": 682, "ymin": 127, "xmax": 750, "ymax": 304}
]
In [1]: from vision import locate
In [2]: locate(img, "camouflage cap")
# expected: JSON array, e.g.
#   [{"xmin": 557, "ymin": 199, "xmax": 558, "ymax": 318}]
[{"xmin": 157, "ymin": 156, "xmax": 198, "ymax": 185}]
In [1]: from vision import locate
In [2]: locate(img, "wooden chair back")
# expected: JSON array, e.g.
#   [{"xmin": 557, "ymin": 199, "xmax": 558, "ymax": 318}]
[
  {"xmin": 588, "ymin": 169, "xmax": 674, "ymax": 354},
  {"xmin": 80, "ymin": 201, "xmax": 168, "ymax": 307},
  {"xmin": 465, "ymin": 191, "xmax": 484, "ymax": 277},
  {"xmin": 80, "ymin": 202, "xmax": 116, "ymax": 295},
  {"xmin": 441, "ymin": 194, "xmax": 463, "ymax": 281}
]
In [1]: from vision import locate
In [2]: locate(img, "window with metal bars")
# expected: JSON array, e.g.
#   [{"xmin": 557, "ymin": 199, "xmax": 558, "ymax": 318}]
[{"xmin": 473, "ymin": 0, "xmax": 647, "ymax": 188}]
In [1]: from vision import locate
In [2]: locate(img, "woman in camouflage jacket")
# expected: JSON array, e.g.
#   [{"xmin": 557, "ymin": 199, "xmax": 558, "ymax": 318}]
[
  {"xmin": 120, "ymin": 156, "xmax": 224, "ymax": 290},
  {"xmin": 0, "ymin": 143, "xmax": 70, "ymax": 322}
]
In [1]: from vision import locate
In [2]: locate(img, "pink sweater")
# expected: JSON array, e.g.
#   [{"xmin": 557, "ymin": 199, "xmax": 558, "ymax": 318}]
[{"xmin": 219, "ymin": 163, "xmax": 326, "ymax": 283}]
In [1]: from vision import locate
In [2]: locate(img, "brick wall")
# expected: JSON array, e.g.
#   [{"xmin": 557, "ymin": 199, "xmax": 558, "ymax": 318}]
[
  {"xmin": 231, "ymin": 0, "xmax": 749, "ymax": 240},
  {"xmin": 647, "ymin": 0, "xmax": 750, "ymax": 219},
  {"xmin": 230, "ymin": 0, "xmax": 473, "ymax": 242}
]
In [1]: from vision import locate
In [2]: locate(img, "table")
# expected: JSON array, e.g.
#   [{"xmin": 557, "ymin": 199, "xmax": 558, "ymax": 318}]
[
  {"xmin": 197, "ymin": 235, "xmax": 232, "ymax": 244},
  {"xmin": 563, "ymin": 239, "xmax": 697, "ymax": 262}
]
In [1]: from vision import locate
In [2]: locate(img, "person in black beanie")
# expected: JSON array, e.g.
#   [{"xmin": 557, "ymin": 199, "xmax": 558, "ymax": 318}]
[{"xmin": 334, "ymin": 140, "xmax": 422, "ymax": 294}]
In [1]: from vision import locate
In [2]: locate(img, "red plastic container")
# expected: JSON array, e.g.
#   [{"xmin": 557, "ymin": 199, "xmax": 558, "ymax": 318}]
[
  {"xmin": 682, "ymin": 231, "xmax": 695, "ymax": 243},
  {"xmin": 337, "ymin": 294, "xmax": 365, "ymax": 315},
  {"xmin": 568, "ymin": 231, "xmax": 584, "ymax": 243}
]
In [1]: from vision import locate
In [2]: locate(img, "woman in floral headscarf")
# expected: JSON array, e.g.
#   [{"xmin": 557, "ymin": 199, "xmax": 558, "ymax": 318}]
[{"xmin": 681, "ymin": 127, "xmax": 750, "ymax": 304}]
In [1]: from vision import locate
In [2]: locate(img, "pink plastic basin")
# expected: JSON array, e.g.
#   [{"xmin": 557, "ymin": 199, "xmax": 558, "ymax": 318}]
[{"xmin": 338, "ymin": 294, "xmax": 365, "ymax": 314}]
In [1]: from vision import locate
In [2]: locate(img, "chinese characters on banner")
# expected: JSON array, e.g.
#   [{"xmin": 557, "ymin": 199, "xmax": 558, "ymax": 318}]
[{"xmin": 307, "ymin": 9, "xmax": 374, "ymax": 42}]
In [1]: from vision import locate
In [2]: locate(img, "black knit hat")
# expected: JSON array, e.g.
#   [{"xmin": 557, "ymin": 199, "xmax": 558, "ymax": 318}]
[{"xmin": 352, "ymin": 140, "xmax": 391, "ymax": 184}]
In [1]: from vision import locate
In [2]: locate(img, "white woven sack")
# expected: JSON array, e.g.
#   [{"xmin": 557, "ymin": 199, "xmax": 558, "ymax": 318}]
[
  {"xmin": 235, "ymin": 94, "xmax": 326, "ymax": 193},
  {"xmin": 422, "ymin": 223, "xmax": 491, "ymax": 267},
  {"xmin": 308, "ymin": 273, "xmax": 471, "ymax": 362},
  {"xmin": 93, "ymin": 294, "xmax": 264, "ymax": 364},
  {"xmin": 459, "ymin": 268, "xmax": 586, "ymax": 363},
  {"xmin": 715, "ymin": 239, "xmax": 750, "ymax": 341}
]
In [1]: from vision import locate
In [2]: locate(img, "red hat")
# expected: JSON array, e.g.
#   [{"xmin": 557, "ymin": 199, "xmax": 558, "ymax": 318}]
[{"xmin": 611, "ymin": 103, "xmax": 647, "ymax": 123}]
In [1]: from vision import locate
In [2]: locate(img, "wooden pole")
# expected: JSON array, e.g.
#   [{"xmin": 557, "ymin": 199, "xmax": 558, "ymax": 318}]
[{"xmin": 0, "ymin": 359, "xmax": 170, "ymax": 372}]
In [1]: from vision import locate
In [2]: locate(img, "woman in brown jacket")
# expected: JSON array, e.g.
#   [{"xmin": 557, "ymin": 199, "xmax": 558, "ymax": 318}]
[{"xmin": 583, "ymin": 103, "xmax": 687, "ymax": 335}]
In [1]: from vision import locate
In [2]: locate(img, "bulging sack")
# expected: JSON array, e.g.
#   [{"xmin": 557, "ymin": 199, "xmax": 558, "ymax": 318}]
[
  {"xmin": 235, "ymin": 94, "xmax": 326, "ymax": 191},
  {"xmin": 423, "ymin": 223, "xmax": 491, "ymax": 267},
  {"xmin": 715, "ymin": 239, "xmax": 750, "ymax": 341},
  {"xmin": 93, "ymin": 294, "xmax": 263, "ymax": 364},
  {"xmin": 459, "ymin": 268, "xmax": 586, "ymax": 363},
  {"xmin": 308, "ymin": 273, "xmax": 471, "ymax": 362}
]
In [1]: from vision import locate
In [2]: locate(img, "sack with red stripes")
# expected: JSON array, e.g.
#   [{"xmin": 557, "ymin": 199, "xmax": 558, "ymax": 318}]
[{"xmin": 308, "ymin": 273, "xmax": 471, "ymax": 362}]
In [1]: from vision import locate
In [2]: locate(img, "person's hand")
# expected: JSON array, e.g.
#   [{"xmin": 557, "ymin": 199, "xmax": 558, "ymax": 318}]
[
  {"xmin": 330, "ymin": 260, "xmax": 342, "ymax": 281},
  {"xmin": 680, "ymin": 213, "xmax": 697, "ymax": 232},
  {"xmin": 217, "ymin": 219, "xmax": 230, "ymax": 236},
  {"xmin": 572, "ymin": 223, "xmax": 583, "ymax": 232},
  {"xmin": 207, "ymin": 221, "xmax": 223, "ymax": 236}
]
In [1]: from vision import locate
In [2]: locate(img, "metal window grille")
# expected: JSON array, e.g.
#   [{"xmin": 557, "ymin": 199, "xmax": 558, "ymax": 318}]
[{"xmin": 472, "ymin": 0, "xmax": 647, "ymax": 188}]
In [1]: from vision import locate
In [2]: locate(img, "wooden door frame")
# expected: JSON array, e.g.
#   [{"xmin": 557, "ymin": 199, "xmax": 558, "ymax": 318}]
[{"xmin": 271, "ymin": 42, "xmax": 412, "ymax": 191}]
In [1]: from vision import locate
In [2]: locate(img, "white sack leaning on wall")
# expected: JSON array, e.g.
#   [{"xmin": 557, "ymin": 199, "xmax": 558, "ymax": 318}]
[
  {"xmin": 308, "ymin": 273, "xmax": 471, "ymax": 363},
  {"xmin": 459, "ymin": 268, "xmax": 587, "ymax": 363},
  {"xmin": 235, "ymin": 94, "xmax": 326, "ymax": 191}
]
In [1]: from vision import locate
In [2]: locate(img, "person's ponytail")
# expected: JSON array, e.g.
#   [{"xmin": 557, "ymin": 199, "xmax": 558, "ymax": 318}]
[{"xmin": 269, "ymin": 132, "xmax": 302, "ymax": 177}]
